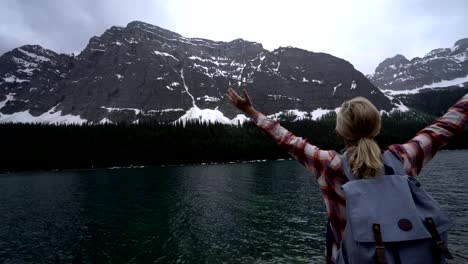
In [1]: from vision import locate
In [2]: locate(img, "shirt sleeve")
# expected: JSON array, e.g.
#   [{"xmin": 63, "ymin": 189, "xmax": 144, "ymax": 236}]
[
  {"xmin": 388, "ymin": 93, "xmax": 468, "ymax": 176},
  {"xmin": 251, "ymin": 111, "xmax": 338, "ymax": 178}
]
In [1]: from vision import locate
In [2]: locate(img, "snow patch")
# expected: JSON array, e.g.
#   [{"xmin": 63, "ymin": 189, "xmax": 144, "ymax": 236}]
[
  {"xmin": 311, "ymin": 79, "xmax": 324, "ymax": 84},
  {"xmin": 175, "ymin": 106, "xmax": 229, "ymax": 126},
  {"xmin": 180, "ymin": 69, "xmax": 196, "ymax": 107},
  {"xmin": 124, "ymin": 38, "xmax": 139, "ymax": 44},
  {"xmin": 12, "ymin": 57, "xmax": 38, "ymax": 68},
  {"xmin": 18, "ymin": 68, "xmax": 36, "ymax": 75},
  {"xmin": 99, "ymin": 118, "xmax": 113, "ymax": 124},
  {"xmin": 153, "ymin": 51, "xmax": 179, "ymax": 61},
  {"xmin": 188, "ymin": 56, "xmax": 228, "ymax": 66},
  {"xmin": 0, "ymin": 93, "xmax": 15, "ymax": 109},
  {"xmin": 266, "ymin": 108, "xmax": 335, "ymax": 121},
  {"xmin": 147, "ymin": 108, "xmax": 184, "ymax": 113},
  {"xmin": 215, "ymin": 69, "xmax": 228, "ymax": 77},
  {"xmin": 196, "ymin": 95, "xmax": 220, "ymax": 102},
  {"xmin": 392, "ymin": 101, "xmax": 409, "ymax": 112},
  {"xmin": 0, "ymin": 106, "xmax": 87, "ymax": 124},
  {"xmin": 17, "ymin": 48, "xmax": 51, "ymax": 62},
  {"xmin": 453, "ymin": 52, "xmax": 468, "ymax": 63},
  {"xmin": 380, "ymin": 101, "xmax": 410, "ymax": 114},
  {"xmin": 419, "ymin": 74, "xmax": 468, "ymax": 89},
  {"xmin": 350, "ymin": 80, "xmax": 357, "ymax": 90},
  {"xmin": 174, "ymin": 107, "xmax": 251, "ymax": 126},
  {"xmin": 3, "ymin": 74, "xmax": 29, "ymax": 83},
  {"xmin": 193, "ymin": 63, "xmax": 211, "ymax": 77},
  {"xmin": 230, "ymin": 114, "xmax": 249, "ymax": 125},
  {"xmin": 267, "ymin": 94, "xmax": 301, "ymax": 101},
  {"xmin": 310, "ymin": 108, "xmax": 333, "ymax": 120},
  {"xmin": 268, "ymin": 110, "xmax": 309, "ymax": 121},
  {"xmin": 382, "ymin": 74, "xmax": 468, "ymax": 95},
  {"xmin": 274, "ymin": 61, "xmax": 281, "ymax": 72},
  {"xmin": 101, "ymin": 106, "xmax": 141, "ymax": 115},
  {"xmin": 332, "ymin": 83, "xmax": 342, "ymax": 95},
  {"xmin": 116, "ymin": 74, "xmax": 124, "ymax": 80}
]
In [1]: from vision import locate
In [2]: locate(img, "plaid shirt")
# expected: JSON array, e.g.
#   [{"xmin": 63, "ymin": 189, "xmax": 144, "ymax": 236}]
[{"xmin": 251, "ymin": 93, "xmax": 468, "ymax": 263}]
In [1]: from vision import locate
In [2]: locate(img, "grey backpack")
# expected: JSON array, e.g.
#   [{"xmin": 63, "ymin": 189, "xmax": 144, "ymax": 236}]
[{"xmin": 336, "ymin": 150, "xmax": 454, "ymax": 264}]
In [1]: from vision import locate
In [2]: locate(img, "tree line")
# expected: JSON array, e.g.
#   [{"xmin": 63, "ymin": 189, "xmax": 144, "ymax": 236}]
[{"xmin": 1, "ymin": 110, "xmax": 467, "ymax": 172}]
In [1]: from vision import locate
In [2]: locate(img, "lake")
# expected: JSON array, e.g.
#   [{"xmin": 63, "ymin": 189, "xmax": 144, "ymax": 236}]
[{"xmin": 0, "ymin": 150, "xmax": 467, "ymax": 263}]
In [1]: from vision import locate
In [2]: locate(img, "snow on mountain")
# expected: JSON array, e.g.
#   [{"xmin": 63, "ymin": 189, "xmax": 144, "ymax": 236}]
[
  {"xmin": 370, "ymin": 38, "xmax": 468, "ymax": 91},
  {"xmin": 0, "ymin": 93, "xmax": 15, "ymax": 108},
  {"xmin": 174, "ymin": 106, "xmax": 245, "ymax": 126},
  {"xmin": 0, "ymin": 21, "xmax": 392, "ymax": 125},
  {"xmin": 389, "ymin": 101, "xmax": 409, "ymax": 113},
  {"xmin": 0, "ymin": 106, "xmax": 87, "ymax": 124},
  {"xmin": 381, "ymin": 73, "xmax": 468, "ymax": 96},
  {"xmin": 417, "ymin": 74, "xmax": 468, "ymax": 89}
]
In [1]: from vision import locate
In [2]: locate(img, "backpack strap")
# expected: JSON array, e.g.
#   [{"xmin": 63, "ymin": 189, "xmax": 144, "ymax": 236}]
[
  {"xmin": 382, "ymin": 150, "xmax": 406, "ymax": 175},
  {"xmin": 424, "ymin": 217, "xmax": 454, "ymax": 260},
  {"xmin": 339, "ymin": 153, "xmax": 358, "ymax": 181},
  {"xmin": 340, "ymin": 150, "xmax": 405, "ymax": 181},
  {"xmin": 372, "ymin": 224, "xmax": 388, "ymax": 264}
]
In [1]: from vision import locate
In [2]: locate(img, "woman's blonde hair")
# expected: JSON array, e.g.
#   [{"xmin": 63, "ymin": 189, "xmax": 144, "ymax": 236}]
[{"xmin": 336, "ymin": 97, "xmax": 383, "ymax": 178}]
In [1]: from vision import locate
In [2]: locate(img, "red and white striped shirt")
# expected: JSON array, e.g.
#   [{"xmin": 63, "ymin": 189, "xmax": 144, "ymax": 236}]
[{"xmin": 251, "ymin": 93, "xmax": 468, "ymax": 263}]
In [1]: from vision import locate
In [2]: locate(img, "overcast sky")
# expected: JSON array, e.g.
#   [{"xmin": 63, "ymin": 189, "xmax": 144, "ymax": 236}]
[{"xmin": 1, "ymin": 0, "xmax": 467, "ymax": 74}]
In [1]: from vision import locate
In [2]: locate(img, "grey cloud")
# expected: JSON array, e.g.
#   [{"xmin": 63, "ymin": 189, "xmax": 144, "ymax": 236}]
[
  {"xmin": 0, "ymin": 0, "xmax": 467, "ymax": 74},
  {"xmin": 0, "ymin": 0, "xmax": 173, "ymax": 55}
]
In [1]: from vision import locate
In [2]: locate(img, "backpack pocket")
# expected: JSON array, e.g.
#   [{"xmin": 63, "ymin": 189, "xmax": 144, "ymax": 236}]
[{"xmin": 343, "ymin": 175, "xmax": 432, "ymax": 242}]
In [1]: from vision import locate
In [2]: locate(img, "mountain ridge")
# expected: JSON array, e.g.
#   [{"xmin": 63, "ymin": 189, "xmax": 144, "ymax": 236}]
[
  {"xmin": 0, "ymin": 21, "xmax": 415, "ymax": 124},
  {"xmin": 370, "ymin": 38, "xmax": 468, "ymax": 91}
]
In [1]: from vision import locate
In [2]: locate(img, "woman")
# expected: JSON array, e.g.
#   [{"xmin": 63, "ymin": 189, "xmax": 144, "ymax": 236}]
[{"xmin": 226, "ymin": 88, "xmax": 468, "ymax": 263}]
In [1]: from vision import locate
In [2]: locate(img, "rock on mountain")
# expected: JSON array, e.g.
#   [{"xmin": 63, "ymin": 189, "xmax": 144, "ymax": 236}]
[
  {"xmin": 370, "ymin": 38, "xmax": 468, "ymax": 91},
  {"xmin": 0, "ymin": 21, "xmax": 392, "ymax": 124},
  {"xmin": 0, "ymin": 45, "xmax": 75, "ymax": 118}
]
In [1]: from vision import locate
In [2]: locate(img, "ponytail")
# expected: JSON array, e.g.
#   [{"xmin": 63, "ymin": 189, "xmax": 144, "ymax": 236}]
[{"xmin": 347, "ymin": 138, "xmax": 383, "ymax": 178}]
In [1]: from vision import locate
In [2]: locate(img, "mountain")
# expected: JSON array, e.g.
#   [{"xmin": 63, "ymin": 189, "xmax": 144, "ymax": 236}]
[
  {"xmin": 369, "ymin": 38, "xmax": 468, "ymax": 91},
  {"xmin": 0, "ymin": 21, "xmax": 393, "ymax": 124}
]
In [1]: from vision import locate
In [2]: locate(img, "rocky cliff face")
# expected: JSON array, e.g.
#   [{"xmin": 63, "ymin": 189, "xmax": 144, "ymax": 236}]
[
  {"xmin": 0, "ymin": 45, "xmax": 74, "ymax": 116},
  {"xmin": 370, "ymin": 38, "xmax": 468, "ymax": 91},
  {"xmin": 0, "ymin": 21, "xmax": 392, "ymax": 124}
]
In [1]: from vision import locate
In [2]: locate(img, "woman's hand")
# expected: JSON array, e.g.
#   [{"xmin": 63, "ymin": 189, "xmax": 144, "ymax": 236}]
[{"xmin": 226, "ymin": 88, "xmax": 257, "ymax": 117}]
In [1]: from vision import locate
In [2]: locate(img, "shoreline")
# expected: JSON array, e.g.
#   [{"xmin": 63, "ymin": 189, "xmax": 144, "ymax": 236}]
[
  {"xmin": 2, "ymin": 148, "xmax": 468, "ymax": 175},
  {"xmin": 0, "ymin": 157, "xmax": 296, "ymax": 175}
]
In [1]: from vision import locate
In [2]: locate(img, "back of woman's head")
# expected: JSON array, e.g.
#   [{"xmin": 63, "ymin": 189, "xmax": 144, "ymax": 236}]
[{"xmin": 336, "ymin": 97, "xmax": 383, "ymax": 178}]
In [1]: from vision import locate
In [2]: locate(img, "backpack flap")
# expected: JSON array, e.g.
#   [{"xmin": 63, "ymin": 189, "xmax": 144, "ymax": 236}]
[
  {"xmin": 342, "ymin": 175, "xmax": 450, "ymax": 243},
  {"xmin": 407, "ymin": 177, "xmax": 453, "ymax": 233}
]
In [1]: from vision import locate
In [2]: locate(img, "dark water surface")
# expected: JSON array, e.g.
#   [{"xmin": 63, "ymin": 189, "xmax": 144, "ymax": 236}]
[{"xmin": 1, "ymin": 150, "xmax": 467, "ymax": 263}]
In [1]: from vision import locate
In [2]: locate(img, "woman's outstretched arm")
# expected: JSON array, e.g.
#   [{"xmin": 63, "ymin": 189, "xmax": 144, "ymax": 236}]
[
  {"xmin": 227, "ymin": 88, "xmax": 351, "ymax": 257},
  {"xmin": 226, "ymin": 88, "xmax": 339, "ymax": 176},
  {"xmin": 388, "ymin": 93, "xmax": 468, "ymax": 176}
]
